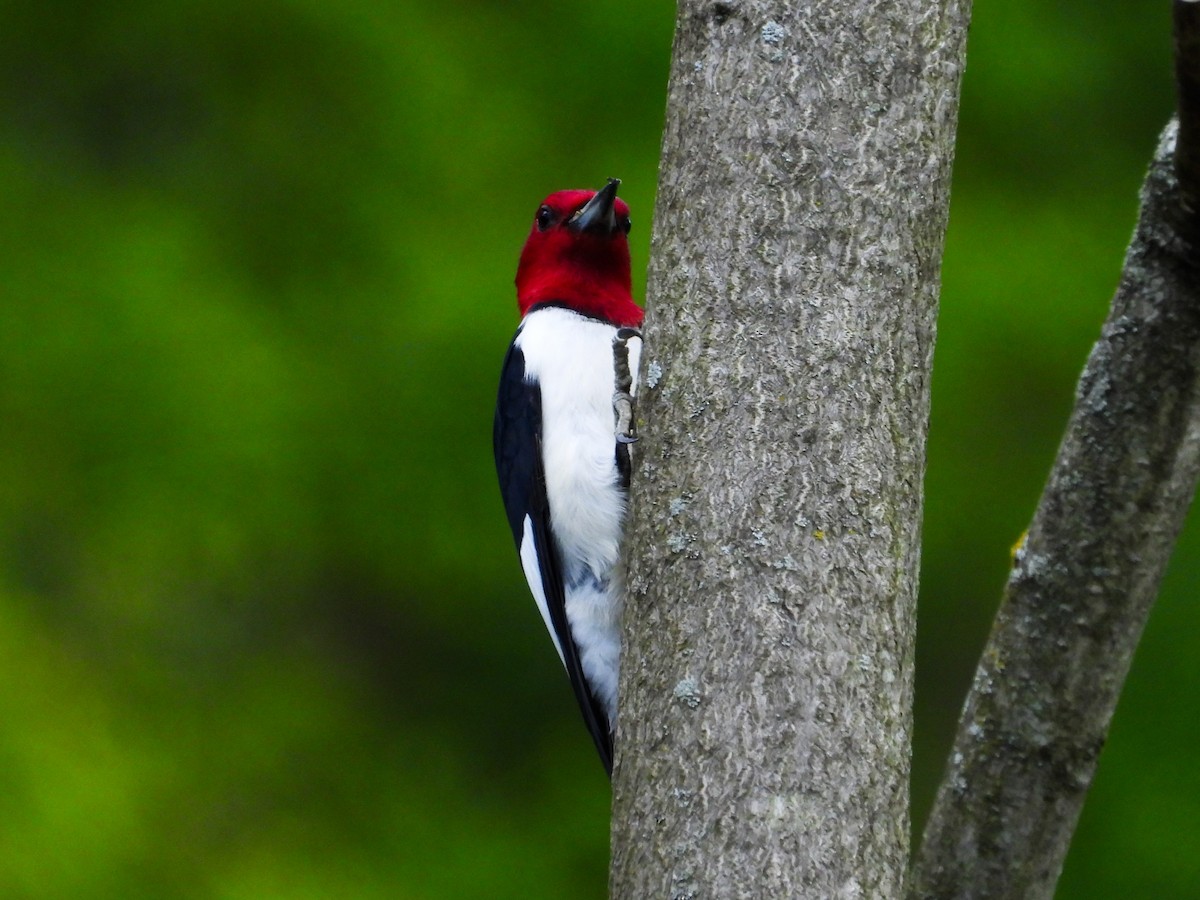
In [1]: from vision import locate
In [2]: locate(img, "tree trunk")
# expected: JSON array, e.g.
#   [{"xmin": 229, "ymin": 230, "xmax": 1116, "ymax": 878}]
[{"xmin": 609, "ymin": 1, "xmax": 970, "ymax": 896}]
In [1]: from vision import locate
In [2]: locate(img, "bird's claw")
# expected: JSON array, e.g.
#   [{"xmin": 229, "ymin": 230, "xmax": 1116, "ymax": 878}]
[{"xmin": 613, "ymin": 390, "xmax": 638, "ymax": 443}]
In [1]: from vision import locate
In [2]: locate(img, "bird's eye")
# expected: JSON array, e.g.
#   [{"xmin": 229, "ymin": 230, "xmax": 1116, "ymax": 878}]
[
  {"xmin": 536, "ymin": 206, "xmax": 555, "ymax": 231},
  {"xmin": 619, "ymin": 216, "xmax": 632, "ymax": 235}
]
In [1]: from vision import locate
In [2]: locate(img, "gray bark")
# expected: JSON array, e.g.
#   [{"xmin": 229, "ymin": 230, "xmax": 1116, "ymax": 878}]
[
  {"xmin": 609, "ymin": 1, "xmax": 969, "ymax": 897},
  {"xmin": 909, "ymin": 6, "xmax": 1200, "ymax": 894}
]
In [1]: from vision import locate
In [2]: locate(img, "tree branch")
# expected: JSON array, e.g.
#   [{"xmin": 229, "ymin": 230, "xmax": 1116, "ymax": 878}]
[
  {"xmin": 910, "ymin": 6, "xmax": 1200, "ymax": 894},
  {"xmin": 610, "ymin": 1, "xmax": 968, "ymax": 896}
]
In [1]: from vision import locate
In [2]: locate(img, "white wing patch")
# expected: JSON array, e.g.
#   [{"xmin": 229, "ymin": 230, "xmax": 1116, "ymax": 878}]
[{"xmin": 519, "ymin": 514, "xmax": 565, "ymax": 667}]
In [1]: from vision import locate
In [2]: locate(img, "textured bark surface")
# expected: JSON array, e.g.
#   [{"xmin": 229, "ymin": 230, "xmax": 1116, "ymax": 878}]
[
  {"xmin": 609, "ymin": 2, "xmax": 969, "ymax": 897},
  {"xmin": 909, "ymin": 120, "xmax": 1200, "ymax": 899}
]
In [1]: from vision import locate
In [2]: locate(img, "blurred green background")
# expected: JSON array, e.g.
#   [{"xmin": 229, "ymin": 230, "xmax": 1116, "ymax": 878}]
[{"xmin": 0, "ymin": 0, "xmax": 1192, "ymax": 897}]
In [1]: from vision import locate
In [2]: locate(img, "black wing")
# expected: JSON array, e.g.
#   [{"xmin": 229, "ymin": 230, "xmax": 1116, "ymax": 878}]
[{"xmin": 493, "ymin": 337, "xmax": 614, "ymax": 775}]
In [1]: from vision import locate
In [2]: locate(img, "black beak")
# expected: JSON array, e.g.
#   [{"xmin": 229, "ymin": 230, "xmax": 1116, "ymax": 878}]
[{"xmin": 569, "ymin": 178, "xmax": 620, "ymax": 235}]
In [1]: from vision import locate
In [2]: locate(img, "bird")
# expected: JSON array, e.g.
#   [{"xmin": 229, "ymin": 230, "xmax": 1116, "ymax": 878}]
[{"xmin": 493, "ymin": 179, "xmax": 643, "ymax": 775}]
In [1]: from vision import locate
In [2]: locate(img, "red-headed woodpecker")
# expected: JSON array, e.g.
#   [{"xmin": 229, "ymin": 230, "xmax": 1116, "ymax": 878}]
[{"xmin": 493, "ymin": 179, "xmax": 643, "ymax": 775}]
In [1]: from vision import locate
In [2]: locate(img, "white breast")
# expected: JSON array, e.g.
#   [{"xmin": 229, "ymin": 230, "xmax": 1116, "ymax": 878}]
[{"xmin": 515, "ymin": 306, "xmax": 642, "ymax": 722}]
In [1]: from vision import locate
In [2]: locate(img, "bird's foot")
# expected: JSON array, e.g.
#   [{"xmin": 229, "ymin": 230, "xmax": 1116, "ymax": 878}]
[
  {"xmin": 612, "ymin": 328, "xmax": 641, "ymax": 443},
  {"xmin": 613, "ymin": 390, "xmax": 637, "ymax": 444}
]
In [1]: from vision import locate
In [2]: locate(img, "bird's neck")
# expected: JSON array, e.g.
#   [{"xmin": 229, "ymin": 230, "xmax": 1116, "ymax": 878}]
[{"xmin": 517, "ymin": 268, "xmax": 642, "ymax": 328}]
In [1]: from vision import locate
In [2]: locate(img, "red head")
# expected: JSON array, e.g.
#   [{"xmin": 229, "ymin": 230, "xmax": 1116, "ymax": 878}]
[{"xmin": 515, "ymin": 179, "xmax": 643, "ymax": 328}]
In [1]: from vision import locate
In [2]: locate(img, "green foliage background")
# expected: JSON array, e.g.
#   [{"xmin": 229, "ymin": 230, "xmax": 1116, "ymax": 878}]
[{"xmin": 0, "ymin": 1, "xmax": 1193, "ymax": 896}]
